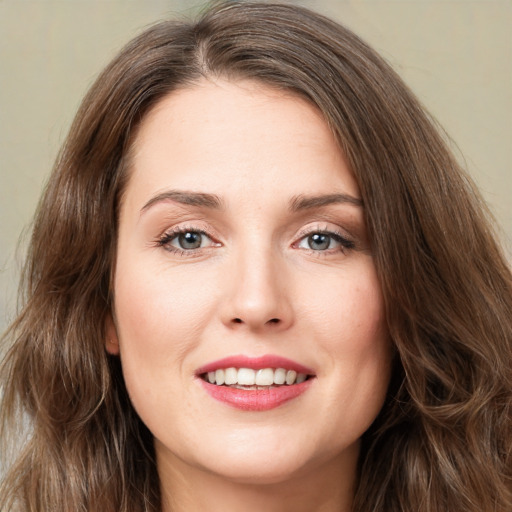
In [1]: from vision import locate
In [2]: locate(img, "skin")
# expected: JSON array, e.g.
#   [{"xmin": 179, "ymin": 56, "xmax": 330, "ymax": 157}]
[{"xmin": 106, "ymin": 78, "xmax": 392, "ymax": 512}]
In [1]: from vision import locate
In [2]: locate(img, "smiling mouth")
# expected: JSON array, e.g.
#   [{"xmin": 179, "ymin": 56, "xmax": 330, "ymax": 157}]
[{"xmin": 200, "ymin": 367, "xmax": 313, "ymax": 389}]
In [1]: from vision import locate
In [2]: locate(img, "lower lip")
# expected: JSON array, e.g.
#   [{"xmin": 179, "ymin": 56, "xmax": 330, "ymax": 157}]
[{"xmin": 199, "ymin": 378, "xmax": 313, "ymax": 411}]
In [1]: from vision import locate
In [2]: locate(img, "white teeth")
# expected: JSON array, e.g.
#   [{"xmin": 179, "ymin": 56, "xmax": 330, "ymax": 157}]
[
  {"xmin": 273, "ymin": 368, "xmax": 286, "ymax": 385},
  {"xmin": 215, "ymin": 369, "xmax": 225, "ymax": 385},
  {"xmin": 256, "ymin": 368, "xmax": 274, "ymax": 386},
  {"xmin": 285, "ymin": 370, "xmax": 297, "ymax": 385},
  {"xmin": 296, "ymin": 373, "xmax": 307, "ymax": 384},
  {"xmin": 204, "ymin": 367, "xmax": 310, "ymax": 387},
  {"xmin": 224, "ymin": 367, "xmax": 237, "ymax": 385},
  {"xmin": 237, "ymin": 368, "xmax": 256, "ymax": 385}
]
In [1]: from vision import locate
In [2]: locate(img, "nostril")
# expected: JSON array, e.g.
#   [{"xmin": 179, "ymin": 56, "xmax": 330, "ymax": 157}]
[{"xmin": 231, "ymin": 317, "xmax": 280, "ymax": 325}]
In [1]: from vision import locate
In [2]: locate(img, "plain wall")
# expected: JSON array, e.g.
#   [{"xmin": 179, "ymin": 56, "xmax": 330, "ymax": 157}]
[{"xmin": 1, "ymin": 0, "xmax": 511, "ymax": 333}]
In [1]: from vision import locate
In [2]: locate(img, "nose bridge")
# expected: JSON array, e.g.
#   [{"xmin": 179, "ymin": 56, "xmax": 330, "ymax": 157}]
[{"xmin": 224, "ymin": 236, "xmax": 292, "ymax": 330}]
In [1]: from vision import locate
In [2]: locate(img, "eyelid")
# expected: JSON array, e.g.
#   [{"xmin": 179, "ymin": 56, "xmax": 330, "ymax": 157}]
[
  {"xmin": 292, "ymin": 223, "xmax": 356, "ymax": 252},
  {"xmin": 159, "ymin": 222, "xmax": 218, "ymax": 240},
  {"xmin": 155, "ymin": 223, "xmax": 221, "ymax": 256}
]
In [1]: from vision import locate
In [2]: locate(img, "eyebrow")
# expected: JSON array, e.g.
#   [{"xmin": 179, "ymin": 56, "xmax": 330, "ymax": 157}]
[
  {"xmin": 141, "ymin": 190, "xmax": 224, "ymax": 213},
  {"xmin": 140, "ymin": 190, "xmax": 362, "ymax": 216},
  {"xmin": 289, "ymin": 193, "xmax": 363, "ymax": 211}
]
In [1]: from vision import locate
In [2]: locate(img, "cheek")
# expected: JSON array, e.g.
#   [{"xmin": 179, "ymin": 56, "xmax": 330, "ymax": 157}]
[
  {"xmin": 303, "ymin": 261, "xmax": 387, "ymax": 353},
  {"xmin": 114, "ymin": 256, "xmax": 215, "ymax": 348},
  {"xmin": 303, "ymin": 262, "xmax": 391, "ymax": 423},
  {"xmin": 112, "ymin": 272, "xmax": 203, "ymax": 445},
  {"xmin": 111, "ymin": 257, "xmax": 217, "ymax": 408},
  {"xmin": 334, "ymin": 267, "xmax": 391, "ymax": 386}
]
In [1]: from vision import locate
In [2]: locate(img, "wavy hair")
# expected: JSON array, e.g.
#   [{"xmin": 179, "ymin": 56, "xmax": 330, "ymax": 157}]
[{"xmin": 1, "ymin": 2, "xmax": 511, "ymax": 511}]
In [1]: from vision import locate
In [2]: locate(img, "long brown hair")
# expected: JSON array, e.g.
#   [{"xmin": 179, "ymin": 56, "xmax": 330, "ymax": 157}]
[{"xmin": 1, "ymin": 2, "xmax": 511, "ymax": 511}]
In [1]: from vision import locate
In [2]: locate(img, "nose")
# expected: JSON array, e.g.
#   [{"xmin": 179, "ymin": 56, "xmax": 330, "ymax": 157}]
[{"xmin": 220, "ymin": 247, "xmax": 294, "ymax": 332}]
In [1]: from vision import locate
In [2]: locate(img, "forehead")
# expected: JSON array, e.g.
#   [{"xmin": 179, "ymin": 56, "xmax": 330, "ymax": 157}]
[{"xmin": 124, "ymin": 78, "xmax": 359, "ymax": 209}]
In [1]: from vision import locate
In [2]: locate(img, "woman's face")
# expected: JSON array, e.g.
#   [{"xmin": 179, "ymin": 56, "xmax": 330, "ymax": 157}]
[{"xmin": 108, "ymin": 79, "xmax": 392, "ymax": 485}]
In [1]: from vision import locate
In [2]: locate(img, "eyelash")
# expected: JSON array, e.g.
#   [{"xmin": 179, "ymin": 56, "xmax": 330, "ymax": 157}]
[
  {"xmin": 156, "ymin": 225, "xmax": 218, "ymax": 257},
  {"xmin": 294, "ymin": 225, "xmax": 355, "ymax": 255},
  {"xmin": 155, "ymin": 225, "xmax": 355, "ymax": 257}
]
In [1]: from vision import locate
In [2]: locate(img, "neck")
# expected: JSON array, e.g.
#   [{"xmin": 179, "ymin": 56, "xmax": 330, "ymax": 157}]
[{"xmin": 158, "ymin": 446, "xmax": 358, "ymax": 512}]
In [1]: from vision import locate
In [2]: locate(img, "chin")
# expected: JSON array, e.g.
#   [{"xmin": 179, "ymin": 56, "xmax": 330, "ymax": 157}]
[
  {"xmin": 199, "ymin": 455, "xmax": 310, "ymax": 486},
  {"xmin": 191, "ymin": 433, "xmax": 348, "ymax": 487}
]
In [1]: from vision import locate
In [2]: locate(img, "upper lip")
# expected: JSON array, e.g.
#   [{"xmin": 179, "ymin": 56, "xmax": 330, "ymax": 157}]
[{"xmin": 196, "ymin": 355, "xmax": 315, "ymax": 376}]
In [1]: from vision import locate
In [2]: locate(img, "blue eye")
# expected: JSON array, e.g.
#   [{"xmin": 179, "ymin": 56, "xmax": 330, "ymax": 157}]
[
  {"xmin": 297, "ymin": 231, "xmax": 354, "ymax": 252},
  {"xmin": 306, "ymin": 233, "xmax": 331, "ymax": 250},
  {"xmin": 158, "ymin": 229, "xmax": 214, "ymax": 252},
  {"xmin": 173, "ymin": 231, "xmax": 205, "ymax": 250}
]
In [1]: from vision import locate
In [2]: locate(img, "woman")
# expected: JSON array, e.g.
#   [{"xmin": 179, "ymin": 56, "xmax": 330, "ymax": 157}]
[{"xmin": 1, "ymin": 2, "xmax": 510, "ymax": 511}]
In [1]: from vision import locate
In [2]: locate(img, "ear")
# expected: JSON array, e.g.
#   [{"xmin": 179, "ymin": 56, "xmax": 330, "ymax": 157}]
[{"xmin": 105, "ymin": 313, "xmax": 120, "ymax": 355}]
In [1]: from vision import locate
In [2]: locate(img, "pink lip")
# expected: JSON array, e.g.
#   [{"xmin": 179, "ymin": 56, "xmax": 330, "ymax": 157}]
[
  {"xmin": 199, "ymin": 378, "xmax": 313, "ymax": 411},
  {"xmin": 196, "ymin": 354, "xmax": 314, "ymax": 375},
  {"xmin": 196, "ymin": 355, "xmax": 315, "ymax": 412}
]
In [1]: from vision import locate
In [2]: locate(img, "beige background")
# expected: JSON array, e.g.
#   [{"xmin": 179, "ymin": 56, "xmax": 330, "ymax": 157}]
[{"xmin": 1, "ymin": 0, "xmax": 511, "ymax": 333}]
